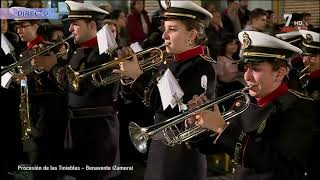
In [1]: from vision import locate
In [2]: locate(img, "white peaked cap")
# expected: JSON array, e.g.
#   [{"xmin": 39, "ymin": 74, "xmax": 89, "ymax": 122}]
[
  {"xmin": 238, "ymin": 31, "xmax": 302, "ymax": 63},
  {"xmin": 160, "ymin": 0, "xmax": 212, "ymax": 21},
  {"xmin": 65, "ymin": 1, "xmax": 109, "ymax": 20},
  {"xmin": 299, "ymin": 30, "xmax": 320, "ymax": 54}
]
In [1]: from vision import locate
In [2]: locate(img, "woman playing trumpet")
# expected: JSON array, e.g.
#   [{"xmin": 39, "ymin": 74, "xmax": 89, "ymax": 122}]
[
  {"xmin": 117, "ymin": 1, "xmax": 217, "ymax": 179},
  {"xmin": 192, "ymin": 31, "xmax": 318, "ymax": 180}
]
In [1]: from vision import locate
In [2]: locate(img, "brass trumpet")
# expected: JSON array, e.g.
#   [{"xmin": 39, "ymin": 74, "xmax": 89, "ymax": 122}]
[
  {"xmin": 67, "ymin": 44, "xmax": 166, "ymax": 92},
  {"xmin": 1, "ymin": 33, "xmax": 74, "ymax": 76},
  {"xmin": 128, "ymin": 86, "xmax": 251, "ymax": 153}
]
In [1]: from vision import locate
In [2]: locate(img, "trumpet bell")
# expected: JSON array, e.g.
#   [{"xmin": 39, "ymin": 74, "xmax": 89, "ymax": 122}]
[{"xmin": 129, "ymin": 122, "xmax": 148, "ymax": 153}]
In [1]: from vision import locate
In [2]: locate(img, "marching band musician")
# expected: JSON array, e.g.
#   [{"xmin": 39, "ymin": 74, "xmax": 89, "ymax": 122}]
[
  {"xmin": 1, "ymin": 18, "xmax": 23, "ymax": 180},
  {"xmin": 192, "ymin": 31, "xmax": 318, "ymax": 180},
  {"xmin": 275, "ymin": 31, "xmax": 304, "ymax": 92},
  {"xmin": 299, "ymin": 29, "xmax": 320, "ymax": 179},
  {"xmin": 33, "ymin": 1, "xmax": 120, "ymax": 180},
  {"xmin": 11, "ymin": 13, "xmax": 68, "ymax": 180},
  {"xmin": 299, "ymin": 30, "xmax": 320, "ymax": 100},
  {"xmin": 117, "ymin": 1, "xmax": 217, "ymax": 180}
]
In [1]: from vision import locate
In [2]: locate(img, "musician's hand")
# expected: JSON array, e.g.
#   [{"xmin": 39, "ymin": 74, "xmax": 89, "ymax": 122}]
[
  {"xmin": 32, "ymin": 52, "xmax": 57, "ymax": 72},
  {"xmin": 195, "ymin": 105, "xmax": 226, "ymax": 134},
  {"xmin": 185, "ymin": 95, "xmax": 208, "ymax": 127},
  {"xmin": 113, "ymin": 47, "xmax": 143, "ymax": 80},
  {"xmin": 12, "ymin": 73, "xmax": 25, "ymax": 83},
  {"xmin": 117, "ymin": 46, "xmax": 132, "ymax": 59}
]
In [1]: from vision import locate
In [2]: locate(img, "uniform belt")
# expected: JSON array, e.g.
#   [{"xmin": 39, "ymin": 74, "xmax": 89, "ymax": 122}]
[{"xmin": 69, "ymin": 106, "xmax": 114, "ymax": 118}]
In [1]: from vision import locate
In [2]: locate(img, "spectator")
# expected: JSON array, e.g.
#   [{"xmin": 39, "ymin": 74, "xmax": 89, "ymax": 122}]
[
  {"xmin": 214, "ymin": 33, "xmax": 244, "ymax": 108},
  {"xmin": 127, "ymin": 0, "xmax": 151, "ymax": 45},
  {"xmin": 302, "ymin": 12, "xmax": 314, "ymax": 30},
  {"xmin": 243, "ymin": 8, "xmax": 267, "ymax": 32},
  {"xmin": 110, "ymin": 9, "xmax": 128, "ymax": 47},
  {"xmin": 222, "ymin": 0, "xmax": 242, "ymax": 36},
  {"xmin": 265, "ymin": 10, "xmax": 278, "ymax": 35},
  {"xmin": 206, "ymin": 10, "xmax": 227, "ymax": 60},
  {"xmin": 238, "ymin": 0, "xmax": 250, "ymax": 29}
]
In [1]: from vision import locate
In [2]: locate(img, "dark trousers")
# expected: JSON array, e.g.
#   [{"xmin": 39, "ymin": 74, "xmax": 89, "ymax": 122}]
[{"xmin": 66, "ymin": 110, "xmax": 120, "ymax": 180}]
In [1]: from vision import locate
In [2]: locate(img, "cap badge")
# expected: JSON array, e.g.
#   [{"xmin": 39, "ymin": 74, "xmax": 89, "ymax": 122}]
[
  {"xmin": 165, "ymin": 0, "xmax": 171, "ymax": 8},
  {"xmin": 306, "ymin": 33, "xmax": 313, "ymax": 44},
  {"xmin": 243, "ymin": 32, "xmax": 251, "ymax": 49}
]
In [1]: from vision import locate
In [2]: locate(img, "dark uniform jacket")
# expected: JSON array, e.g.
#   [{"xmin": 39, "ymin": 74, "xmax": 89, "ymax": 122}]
[
  {"xmin": 306, "ymin": 70, "xmax": 320, "ymax": 101},
  {"xmin": 214, "ymin": 83, "xmax": 317, "ymax": 180},
  {"xmin": 305, "ymin": 70, "xmax": 320, "ymax": 179},
  {"xmin": 50, "ymin": 37, "xmax": 120, "ymax": 179},
  {"xmin": 1, "ymin": 33, "xmax": 24, "ymax": 178},
  {"xmin": 131, "ymin": 45, "xmax": 217, "ymax": 180},
  {"xmin": 17, "ymin": 35, "xmax": 68, "ymax": 167}
]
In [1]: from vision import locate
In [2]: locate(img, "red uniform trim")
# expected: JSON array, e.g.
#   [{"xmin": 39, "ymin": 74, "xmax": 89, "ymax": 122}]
[
  {"xmin": 173, "ymin": 45, "xmax": 206, "ymax": 62},
  {"xmin": 27, "ymin": 35, "xmax": 44, "ymax": 49},
  {"xmin": 256, "ymin": 82, "xmax": 288, "ymax": 107},
  {"xmin": 80, "ymin": 36, "xmax": 98, "ymax": 48}
]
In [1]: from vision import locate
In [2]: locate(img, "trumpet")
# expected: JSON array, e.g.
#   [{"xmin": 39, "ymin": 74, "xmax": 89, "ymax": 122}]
[
  {"xmin": 67, "ymin": 44, "xmax": 166, "ymax": 92},
  {"xmin": 128, "ymin": 86, "xmax": 251, "ymax": 153},
  {"xmin": 1, "ymin": 33, "xmax": 74, "ymax": 76}
]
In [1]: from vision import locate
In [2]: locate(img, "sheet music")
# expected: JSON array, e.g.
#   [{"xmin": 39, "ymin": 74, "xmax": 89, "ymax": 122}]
[
  {"xmin": 130, "ymin": 42, "xmax": 143, "ymax": 53},
  {"xmin": 1, "ymin": 33, "xmax": 14, "ymax": 55},
  {"xmin": 157, "ymin": 69, "xmax": 184, "ymax": 110},
  {"xmin": 97, "ymin": 25, "xmax": 118, "ymax": 55},
  {"xmin": 1, "ymin": 71, "xmax": 13, "ymax": 89}
]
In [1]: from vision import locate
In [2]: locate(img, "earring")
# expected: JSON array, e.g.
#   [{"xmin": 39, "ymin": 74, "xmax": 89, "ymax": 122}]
[{"xmin": 188, "ymin": 40, "xmax": 192, "ymax": 46}]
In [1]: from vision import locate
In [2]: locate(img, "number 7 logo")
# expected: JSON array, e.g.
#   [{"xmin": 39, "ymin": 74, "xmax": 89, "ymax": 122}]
[{"xmin": 284, "ymin": 14, "xmax": 292, "ymax": 26}]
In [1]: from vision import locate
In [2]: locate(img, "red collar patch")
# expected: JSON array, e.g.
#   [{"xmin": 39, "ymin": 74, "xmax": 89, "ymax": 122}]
[
  {"xmin": 173, "ymin": 45, "xmax": 206, "ymax": 62},
  {"xmin": 257, "ymin": 82, "xmax": 288, "ymax": 107},
  {"xmin": 27, "ymin": 35, "xmax": 44, "ymax": 49},
  {"xmin": 80, "ymin": 36, "xmax": 98, "ymax": 48}
]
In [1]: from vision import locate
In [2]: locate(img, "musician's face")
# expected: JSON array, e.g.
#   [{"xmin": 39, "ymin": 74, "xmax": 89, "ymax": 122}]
[
  {"xmin": 69, "ymin": 19, "xmax": 96, "ymax": 44},
  {"xmin": 303, "ymin": 54, "xmax": 320, "ymax": 72},
  {"xmin": 16, "ymin": 22, "xmax": 38, "ymax": 42},
  {"xmin": 162, "ymin": 19, "xmax": 195, "ymax": 55},
  {"xmin": 244, "ymin": 62, "xmax": 286, "ymax": 99}
]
